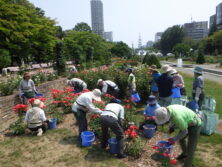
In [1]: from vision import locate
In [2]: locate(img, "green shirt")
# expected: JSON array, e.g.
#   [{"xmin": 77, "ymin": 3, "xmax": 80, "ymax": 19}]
[{"xmin": 167, "ymin": 105, "xmax": 202, "ymax": 131}]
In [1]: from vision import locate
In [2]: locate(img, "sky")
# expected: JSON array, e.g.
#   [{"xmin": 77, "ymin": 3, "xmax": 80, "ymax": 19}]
[{"xmin": 29, "ymin": 0, "xmax": 222, "ymax": 47}]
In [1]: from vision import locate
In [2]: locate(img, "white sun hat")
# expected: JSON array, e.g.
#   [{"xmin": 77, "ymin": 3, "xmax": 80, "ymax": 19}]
[
  {"xmin": 171, "ymin": 69, "xmax": 177, "ymax": 75},
  {"xmin": 33, "ymin": 99, "xmax": 44, "ymax": 108},
  {"xmin": 97, "ymin": 79, "xmax": 103, "ymax": 85},
  {"xmin": 91, "ymin": 89, "xmax": 102, "ymax": 101},
  {"xmin": 154, "ymin": 107, "xmax": 170, "ymax": 125},
  {"xmin": 162, "ymin": 65, "xmax": 173, "ymax": 73}
]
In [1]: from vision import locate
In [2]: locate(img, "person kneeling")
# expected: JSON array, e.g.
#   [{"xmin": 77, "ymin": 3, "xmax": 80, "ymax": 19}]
[
  {"xmin": 25, "ymin": 99, "xmax": 48, "ymax": 136},
  {"xmin": 100, "ymin": 98, "xmax": 127, "ymax": 159}
]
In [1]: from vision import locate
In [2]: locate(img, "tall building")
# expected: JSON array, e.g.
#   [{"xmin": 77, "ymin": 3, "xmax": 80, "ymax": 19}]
[
  {"xmin": 183, "ymin": 21, "xmax": 208, "ymax": 40},
  {"xmin": 216, "ymin": 2, "xmax": 222, "ymax": 30},
  {"xmin": 104, "ymin": 32, "xmax": 113, "ymax": 42},
  {"xmin": 209, "ymin": 14, "xmax": 216, "ymax": 28},
  {"xmin": 90, "ymin": 0, "xmax": 104, "ymax": 37},
  {"xmin": 155, "ymin": 32, "xmax": 163, "ymax": 42}
]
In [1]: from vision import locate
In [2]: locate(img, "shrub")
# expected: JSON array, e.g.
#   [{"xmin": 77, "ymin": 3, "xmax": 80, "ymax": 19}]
[
  {"xmin": 0, "ymin": 49, "xmax": 11, "ymax": 70},
  {"xmin": 125, "ymin": 137, "xmax": 145, "ymax": 158},
  {"xmin": 196, "ymin": 51, "xmax": 205, "ymax": 64},
  {"xmin": 9, "ymin": 116, "xmax": 26, "ymax": 135},
  {"xmin": 142, "ymin": 54, "xmax": 161, "ymax": 68}
]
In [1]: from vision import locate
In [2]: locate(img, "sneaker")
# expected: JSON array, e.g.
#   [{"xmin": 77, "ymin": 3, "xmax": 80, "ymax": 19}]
[
  {"xmin": 176, "ymin": 153, "xmax": 187, "ymax": 161},
  {"xmin": 37, "ymin": 128, "xmax": 43, "ymax": 136},
  {"xmin": 117, "ymin": 154, "xmax": 127, "ymax": 159}
]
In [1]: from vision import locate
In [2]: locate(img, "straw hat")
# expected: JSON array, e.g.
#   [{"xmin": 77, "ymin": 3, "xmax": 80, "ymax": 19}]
[
  {"xmin": 154, "ymin": 107, "xmax": 170, "ymax": 125},
  {"xmin": 33, "ymin": 99, "xmax": 44, "ymax": 108},
  {"xmin": 91, "ymin": 89, "xmax": 102, "ymax": 101},
  {"xmin": 193, "ymin": 66, "xmax": 203, "ymax": 75},
  {"xmin": 171, "ymin": 69, "xmax": 178, "ymax": 75},
  {"xmin": 162, "ymin": 65, "xmax": 172, "ymax": 73},
  {"xmin": 97, "ymin": 79, "xmax": 103, "ymax": 85}
]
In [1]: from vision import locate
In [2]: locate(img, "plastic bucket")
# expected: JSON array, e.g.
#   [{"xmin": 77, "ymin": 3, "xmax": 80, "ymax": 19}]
[
  {"xmin": 143, "ymin": 124, "xmax": 156, "ymax": 139},
  {"xmin": 171, "ymin": 87, "xmax": 181, "ymax": 98},
  {"xmin": 81, "ymin": 131, "xmax": 95, "ymax": 147},
  {"xmin": 36, "ymin": 93, "xmax": 44, "ymax": 97},
  {"xmin": 156, "ymin": 141, "xmax": 173, "ymax": 154},
  {"xmin": 108, "ymin": 138, "xmax": 117, "ymax": 154},
  {"xmin": 48, "ymin": 118, "xmax": 57, "ymax": 129},
  {"xmin": 131, "ymin": 92, "xmax": 141, "ymax": 102}
]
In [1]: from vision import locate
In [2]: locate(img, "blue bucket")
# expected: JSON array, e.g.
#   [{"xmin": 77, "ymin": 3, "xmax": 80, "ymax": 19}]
[
  {"xmin": 108, "ymin": 138, "xmax": 117, "ymax": 154},
  {"xmin": 171, "ymin": 87, "xmax": 181, "ymax": 98},
  {"xmin": 36, "ymin": 93, "xmax": 44, "ymax": 97},
  {"xmin": 156, "ymin": 141, "xmax": 173, "ymax": 154},
  {"xmin": 143, "ymin": 124, "xmax": 156, "ymax": 139},
  {"xmin": 48, "ymin": 118, "xmax": 57, "ymax": 129},
  {"xmin": 131, "ymin": 92, "xmax": 141, "ymax": 102},
  {"xmin": 81, "ymin": 131, "xmax": 95, "ymax": 147}
]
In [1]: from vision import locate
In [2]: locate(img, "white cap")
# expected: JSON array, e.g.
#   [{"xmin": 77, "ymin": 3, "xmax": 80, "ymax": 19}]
[
  {"xmin": 154, "ymin": 107, "xmax": 170, "ymax": 125},
  {"xmin": 97, "ymin": 79, "xmax": 103, "ymax": 85},
  {"xmin": 33, "ymin": 99, "xmax": 44, "ymax": 108},
  {"xmin": 162, "ymin": 65, "xmax": 172, "ymax": 73},
  {"xmin": 171, "ymin": 69, "xmax": 177, "ymax": 75},
  {"xmin": 91, "ymin": 89, "xmax": 102, "ymax": 101}
]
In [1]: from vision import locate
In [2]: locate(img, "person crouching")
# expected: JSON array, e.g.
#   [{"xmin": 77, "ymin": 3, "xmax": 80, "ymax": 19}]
[{"xmin": 24, "ymin": 99, "xmax": 48, "ymax": 136}]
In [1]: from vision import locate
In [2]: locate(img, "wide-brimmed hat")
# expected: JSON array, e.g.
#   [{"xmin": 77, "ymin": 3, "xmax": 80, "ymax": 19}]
[
  {"xmin": 162, "ymin": 65, "xmax": 172, "ymax": 73},
  {"xmin": 171, "ymin": 69, "xmax": 178, "ymax": 75},
  {"xmin": 193, "ymin": 66, "xmax": 203, "ymax": 75},
  {"xmin": 147, "ymin": 95, "xmax": 157, "ymax": 104},
  {"xmin": 91, "ymin": 89, "xmax": 102, "ymax": 101},
  {"xmin": 97, "ymin": 79, "xmax": 103, "ymax": 85},
  {"xmin": 149, "ymin": 65, "xmax": 158, "ymax": 72},
  {"xmin": 154, "ymin": 107, "xmax": 170, "ymax": 125},
  {"xmin": 33, "ymin": 99, "xmax": 44, "ymax": 108}
]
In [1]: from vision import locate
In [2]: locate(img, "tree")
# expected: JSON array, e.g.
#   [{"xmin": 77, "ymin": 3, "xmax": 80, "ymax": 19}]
[
  {"xmin": 196, "ymin": 50, "xmax": 205, "ymax": 64},
  {"xmin": 160, "ymin": 25, "xmax": 185, "ymax": 55},
  {"xmin": 0, "ymin": 49, "xmax": 11, "ymax": 70},
  {"xmin": 54, "ymin": 41, "xmax": 66, "ymax": 75},
  {"xmin": 111, "ymin": 42, "xmax": 132, "ymax": 58},
  {"xmin": 209, "ymin": 22, "xmax": 217, "ymax": 36},
  {"xmin": 172, "ymin": 43, "xmax": 190, "ymax": 58},
  {"xmin": 73, "ymin": 22, "xmax": 92, "ymax": 32},
  {"xmin": 142, "ymin": 54, "xmax": 161, "ymax": 68}
]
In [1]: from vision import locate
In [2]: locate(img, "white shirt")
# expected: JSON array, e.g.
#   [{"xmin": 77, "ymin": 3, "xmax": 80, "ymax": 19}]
[
  {"xmin": 101, "ymin": 103, "xmax": 125, "ymax": 120},
  {"xmin": 72, "ymin": 92, "xmax": 102, "ymax": 114},
  {"xmin": 19, "ymin": 79, "xmax": 37, "ymax": 97},
  {"xmin": 70, "ymin": 78, "xmax": 87, "ymax": 89},
  {"xmin": 25, "ymin": 107, "xmax": 46, "ymax": 128},
  {"xmin": 102, "ymin": 80, "xmax": 119, "ymax": 94}
]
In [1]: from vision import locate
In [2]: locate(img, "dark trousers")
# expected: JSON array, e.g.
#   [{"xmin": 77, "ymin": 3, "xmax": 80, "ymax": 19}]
[
  {"xmin": 107, "ymin": 89, "xmax": 119, "ymax": 98},
  {"xmin": 73, "ymin": 111, "xmax": 87, "ymax": 140},
  {"xmin": 192, "ymin": 91, "xmax": 205, "ymax": 109},
  {"xmin": 29, "ymin": 123, "xmax": 47, "ymax": 133},
  {"xmin": 179, "ymin": 125, "xmax": 201, "ymax": 167},
  {"xmin": 100, "ymin": 115, "xmax": 124, "ymax": 155}
]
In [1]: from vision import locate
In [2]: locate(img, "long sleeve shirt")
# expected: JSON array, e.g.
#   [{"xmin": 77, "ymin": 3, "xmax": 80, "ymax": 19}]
[
  {"xmin": 70, "ymin": 78, "xmax": 87, "ymax": 90},
  {"xmin": 19, "ymin": 79, "xmax": 37, "ymax": 97},
  {"xmin": 128, "ymin": 73, "xmax": 136, "ymax": 90},
  {"xmin": 156, "ymin": 73, "xmax": 173, "ymax": 97},
  {"xmin": 72, "ymin": 92, "xmax": 102, "ymax": 114},
  {"xmin": 101, "ymin": 80, "xmax": 119, "ymax": 95},
  {"xmin": 144, "ymin": 103, "xmax": 160, "ymax": 117}
]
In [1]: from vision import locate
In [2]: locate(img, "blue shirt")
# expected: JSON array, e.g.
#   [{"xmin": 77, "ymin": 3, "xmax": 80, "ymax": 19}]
[
  {"xmin": 151, "ymin": 72, "xmax": 161, "ymax": 92},
  {"xmin": 144, "ymin": 103, "xmax": 160, "ymax": 117}
]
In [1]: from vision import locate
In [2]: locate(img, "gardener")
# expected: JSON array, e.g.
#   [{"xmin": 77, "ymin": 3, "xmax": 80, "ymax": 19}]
[
  {"xmin": 72, "ymin": 89, "xmax": 102, "ymax": 141},
  {"xmin": 171, "ymin": 69, "xmax": 186, "ymax": 96},
  {"xmin": 19, "ymin": 72, "xmax": 38, "ymax": 104},
  {"xmin": 139, "ymin": 95, "xmax": 160, "ymax": 130},
  {"xmin": 156, "ymin": 65, "xmax": 173, "ymax": 107},
  {"xmin": 67, "ymin": 78, "xmax": 87, "ymax": 93},
  {"xmin": 25, "ymin": 99, "xmax": 48, "ymax": 136},
  {"xmin": 192, "ymin": 66, "xmax": 204, "ymax": 108},
  {"xmin": 97, "ymin": 79, "xmax": 120, "ymax": 98},
  {"xmin": 154, "ymin": 105, "xmax": 202, "ymax": 167},
  {"xmin": 148, "ymin": 65, "xmax": 161, "ymax": 97},
  {"xmin": 126, "ymin": 68, "xmax": 136, "ymax": 98},
  {"xmin": 100, "ymin": 98, "xmax": 126, "ymax": 159}
]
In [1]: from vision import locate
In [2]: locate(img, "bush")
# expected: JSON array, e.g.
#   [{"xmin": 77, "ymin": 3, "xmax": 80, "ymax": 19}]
[
  {"xmin": 9, "ymin": 116, "xmax": 26, "ymax": 135},
  {"xmin": 196, "ymin": 51, "xmax": 205, "ymax": 64},
  {"xmin": 142, "ymin": 54, "xmax": 161, "ymax": 68},
  {"xmin": 125, "ymin": 137, "xmax": 145, "ymax": 158},
  {"xmin": 0, "ymin": 49, "xmax": 11, "ymax": 70}
]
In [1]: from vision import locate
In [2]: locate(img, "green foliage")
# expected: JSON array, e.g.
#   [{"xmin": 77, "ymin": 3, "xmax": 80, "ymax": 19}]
[
  {"xmin": 172, "ymin": 43, "xmax": 190, "ymax": 58},
  {"xmin": 196, "ymin": 50, "xmax": 205, "ymax": 64},
  {"xmin": 125, "ymin": 137, "xmax": 145, "ymax": 158},
  {"xmin": 54, "ymin": 41, "xmax": 66, "ymax": 75},
  {"xmin": 160, "ymin": 25, "xmax": 185, "ymax": 55},
  {"xmin": 0, "ymin": 49, "xmax": 11, "ymax": 69},
  {"xmin": 9, "ymin": 116, "xmax": 26, "ymax": 135},
  {"xmin": 73, "ymin": 22, "xmax": 92, "ymax": 32},
  {"xmin": 111, "ymin": 41, "xmax": 132, "ymax": 58},
  {"xmin": 142, "ymin": 54, "xmax": 161, "ymax": 68},
  {"xmin": 88, "ymin": 117, "xmax": 102, "ymax": 137}
]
